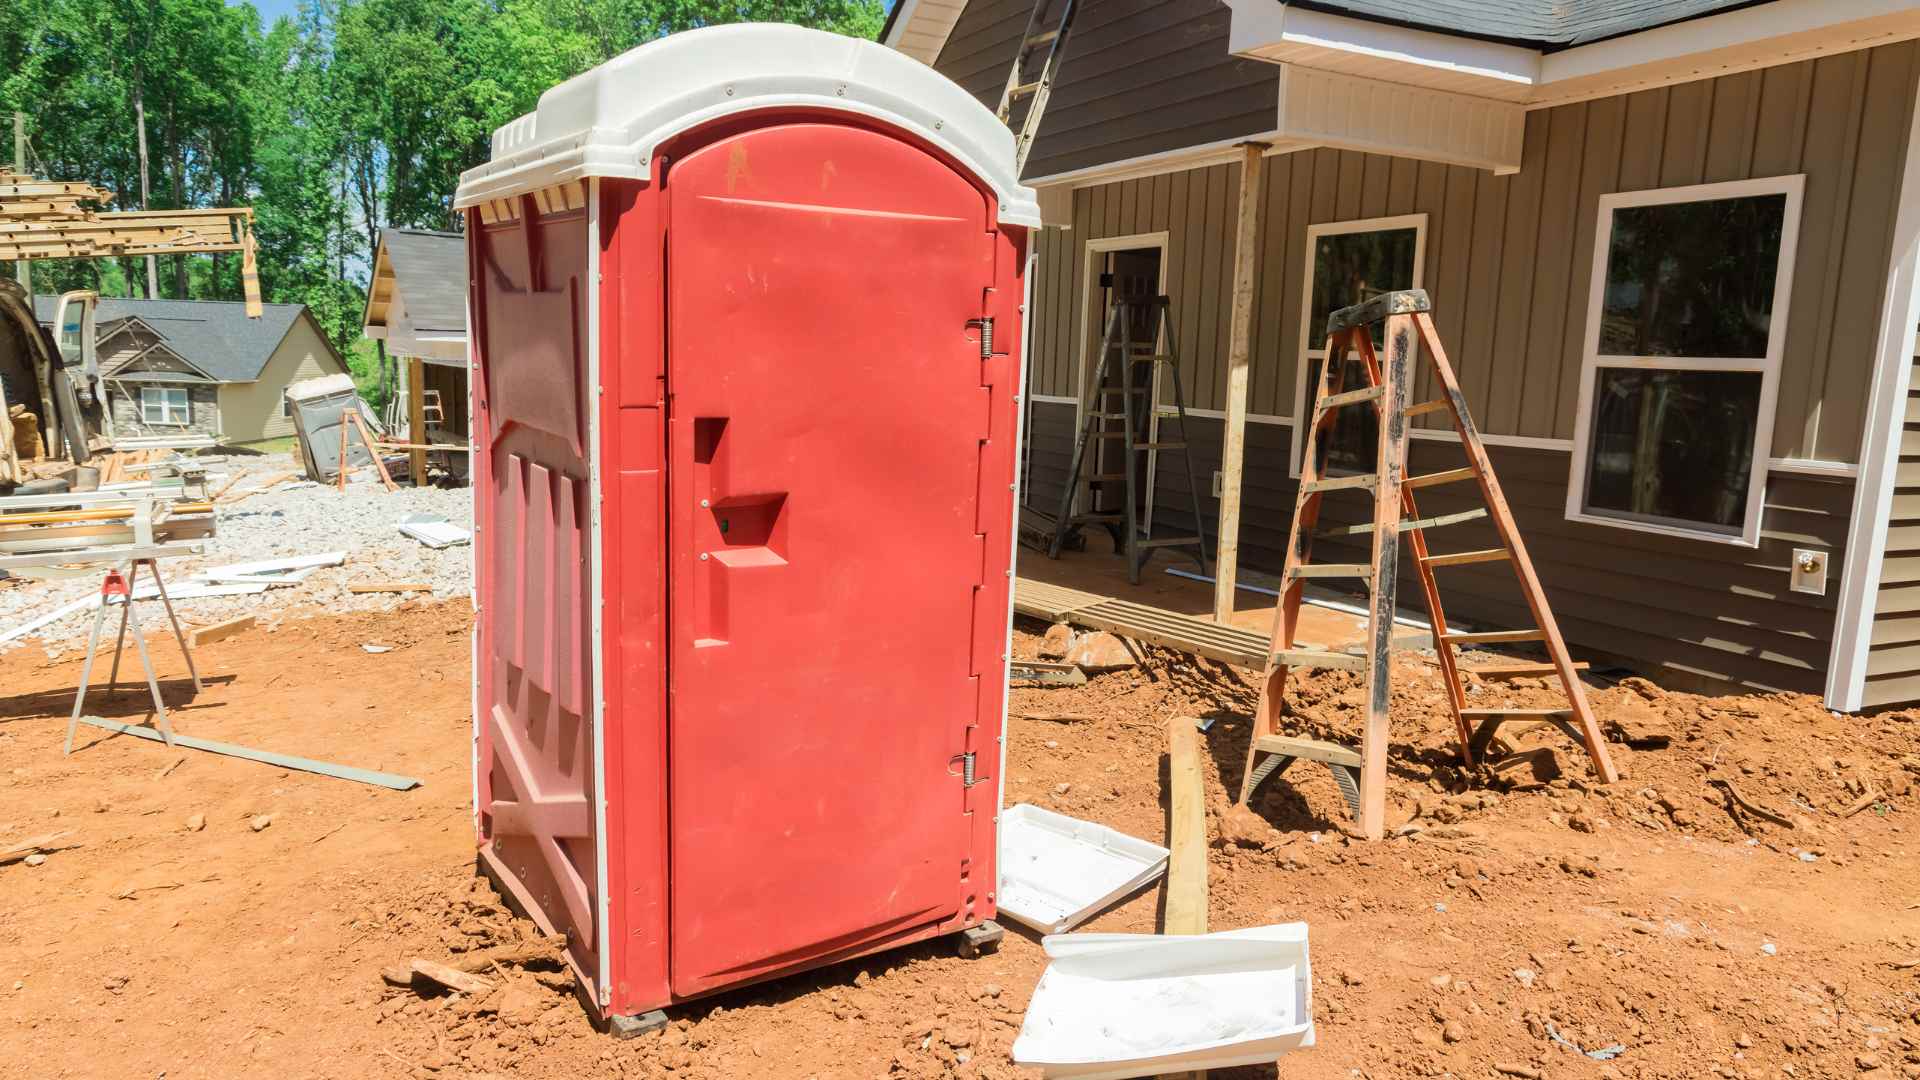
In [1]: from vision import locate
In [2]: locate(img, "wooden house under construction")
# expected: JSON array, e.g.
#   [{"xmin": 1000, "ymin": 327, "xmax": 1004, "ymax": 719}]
[{"xmin": 882, "ymin": 0, "xmax": 1920, "ymax": 710}]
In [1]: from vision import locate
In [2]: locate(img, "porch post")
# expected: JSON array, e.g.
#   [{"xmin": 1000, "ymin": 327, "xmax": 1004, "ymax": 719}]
[
  {"xmin": 1212, "ymin": 142, "xmax": 1268, "ymax": 624},
  {"xmin": 407, "ymin": 356, "xmax": 428, "ymax": 487}
]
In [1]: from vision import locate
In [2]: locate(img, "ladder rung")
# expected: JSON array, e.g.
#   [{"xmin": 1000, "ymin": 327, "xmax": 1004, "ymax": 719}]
[
  {"xmin": 1441, "ymin": 629, "xmax": 1545, "ymax": 645},
  {"xmin": 1074, "ymin": 513, "xmax": 1125, "ymax": 523},
  {"xmin": 1136, "ymin": 536, "xmax": 1202, "ymax": 549},
  {"xmin": 1129, "ymin": 354, "xmax": 1174, "ymax": 364},
  {"xmin": 1458, "ymin": 661, "xmax": 1590, "ymax": 679},
  {"xmin": 1271, "ymin": 648, "xmax": 1365, "ymax": 672},
  {"xmin": 1025, "ymin": 29, "xmax": 1060, "ymax": 46},
  {"xmin": 1089, "ymin": 412, "xmax": 1129, "ymax": 420},
  {"xmin": 1405, "ymin": 399, "xmax": 1450, "ymax": 417},
  {"xmin": 1320, "ymin": 507, "xmax": 1488, "ymax": 537},
  {"xmin": 1421, "ymin": 548, "xmax": 1510, "ymax": 568},
  {"xmin": 1405, "ymin": 466, "xmax": 1478, "ymax": 490},
  {"xmin": 1136, "ymin": 441, "xmax": 1186, "ymax": 450},
  {"xmin": 1010, "ymin": 80, "xmax": 1042, "ymax": 98},
  {"xmin": 1459, "ymin": 708, "xmax": 1573, "ymax": 719},
  {"xmin": 1302, "ymin": 473, "xmax": 1377, "ymax": 494},
  {"xmin": 1290, "ymin": 564, "xmax": 1372, "ymax": 580},
  {"xmin": 1317, "ymin": 385, "xmax": 1384, "ymax": 411}
]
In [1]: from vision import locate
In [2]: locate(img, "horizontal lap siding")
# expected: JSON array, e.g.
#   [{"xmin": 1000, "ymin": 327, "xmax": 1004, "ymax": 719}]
[
  {"xmin": 930, "ymin": 0, "xmax": 1030, "ymax": 108},
  {"xmin": 1019, "ymin": 0, "xmax": 1278, "ymax": 181},
  {"xmin": 1865, "ymin": 356, "xmax": 1920, "ymax": 707},
  {"xmin": 1020, "ymin": 41, "xmax": 1920, "ymax": 695},
  {"xmin": 1138, "ymin": 423, "xmax": 1849, "ymax": 693}
]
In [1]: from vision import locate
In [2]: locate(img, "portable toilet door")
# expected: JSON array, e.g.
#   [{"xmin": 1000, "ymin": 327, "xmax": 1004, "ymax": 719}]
[{"xmin": 454, "ymin": 24, "xmax": 1041, "ymax": 1024}]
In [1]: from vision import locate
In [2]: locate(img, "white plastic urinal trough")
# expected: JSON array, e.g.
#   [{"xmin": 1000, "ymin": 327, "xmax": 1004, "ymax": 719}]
[
  {"xmin": 1011, "ymin": 924, "xmax": 1315, "ymax": 1080},
  {"xmin": 996, "ymin": 803, "xmax": 1169, "ymax": 934}
]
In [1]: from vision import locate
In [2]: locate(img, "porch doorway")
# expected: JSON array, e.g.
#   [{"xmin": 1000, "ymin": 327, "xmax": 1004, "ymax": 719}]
[{"xmin": 1075, "ymin": 237, "xmax": 1167, "ymax": 530}]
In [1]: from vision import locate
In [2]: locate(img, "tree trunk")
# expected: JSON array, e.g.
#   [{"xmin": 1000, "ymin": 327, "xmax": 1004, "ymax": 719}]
[
  {"xmin": 169, "ymin": 102, "xmax": 186, "ymax": 299},
  {"xmin": 132, "ymin": 65, "xmax": 156, "ymax": 299}
]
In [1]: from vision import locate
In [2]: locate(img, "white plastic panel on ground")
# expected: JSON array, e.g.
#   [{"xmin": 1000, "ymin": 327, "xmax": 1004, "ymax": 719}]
[
  {"xmin": 1013, "ymin": 924, "xmax": 1315, "ymax": 1080},
  {"xmin": 997, "ymin": 804, "xmax": 1169, "ymax": 935}
]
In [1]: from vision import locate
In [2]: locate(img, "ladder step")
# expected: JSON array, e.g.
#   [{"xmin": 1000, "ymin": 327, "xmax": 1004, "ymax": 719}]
[
  {"xmin": 1129, "ymin": 354, "xmax": 1175, "ymax": 364},
  {"xmin": 1290, "ymin": 563, "xmax": 1372, "ymax": 580},
  {"xmin": 1459, "ymin": 708, "xmax": 1573, "ymax": 719},
  {"xmin": 1317, "ymin": 385, "xmax": 1384, "ymax": 411},
  {"xmin": 1135, "ymin": 535, "xmax": 1202, "ymax": 549},
  {"xmin": 1458, "ymin": 661, "xmax": 1590, "ymax": 679},
  {"xmin": 1405, "ymin": 399, "xmax": 1451, "ymax": 417},
  {"xmin": 1073, "ymin": 513, "xmax": 1126, "ymax": 523},
  {"xmin": 1441, "ymin": 629, "xmax": 1545, "ymax": 645},
  {"xmin": 1010, "ymin": 80, "xmax": 1042, "ymax": 98},
  {"xmin": 1421, "ymin": 548, "xmax": 1511, "ymax": 568},
  {"xmin": 1025, "ymin": 29, "xmax": 1060, "ymax": 46},
  {"xmin": 1136, "ymin": 441, "xmax": 1187, "ymax": 450},
  {"xmin": 1321, "ymin": 507, "xmax": 1488, "ymax": 537},
  {"xmin": 1405, "ymin": 466, "xmax": 1478, "ymax": 490},
  {"xmin": 1089, "ymin": 412, "xmax": 1130, "ymax": 420},
  {"xmin": 1302, "ymin": 473, "xmax": 1377, "ymax": 494},
  {"xmin": 1271, "ymin": 648, "xmax": 1365, "ymax": 672},
  {"xmin": 1251, "ymin": 733, "xmax": 1363, "ymax": 769}
]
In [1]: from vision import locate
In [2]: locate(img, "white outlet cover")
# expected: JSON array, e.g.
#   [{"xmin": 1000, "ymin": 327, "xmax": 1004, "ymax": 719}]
[{"xmin": 1790, "ymin": 547, "xmax": 1828, "ymax": 596}]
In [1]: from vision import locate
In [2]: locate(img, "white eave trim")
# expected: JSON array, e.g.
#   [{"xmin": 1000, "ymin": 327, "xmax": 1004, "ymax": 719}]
[
  {"xmin": 882, "ymin": 0, "xmax": 964, "ymax": 67},
  {"xmin": 1222, "ymin": 0, "xmax": 1920, "ymax": 111}
]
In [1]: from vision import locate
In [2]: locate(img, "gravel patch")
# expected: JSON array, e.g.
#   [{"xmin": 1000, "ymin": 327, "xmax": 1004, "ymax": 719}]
[{"xmin": 0, "ymin": 452, "xmax": 474, "ymax": 653}]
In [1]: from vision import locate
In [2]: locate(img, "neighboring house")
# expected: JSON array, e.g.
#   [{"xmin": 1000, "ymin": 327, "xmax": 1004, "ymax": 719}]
[
  {"xmin": 362, "ymin": 227, "xmax": 470, "ymax": 440},
  {"xmin": 32, "ymin": 296, "xmax": 348, "ymax": 446},
  {"xmin": 884, "ymin": 1, "xmax": 1920, "ymax": 710}
]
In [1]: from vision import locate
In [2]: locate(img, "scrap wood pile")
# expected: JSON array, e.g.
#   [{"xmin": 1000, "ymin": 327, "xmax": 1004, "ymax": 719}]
[{"xmin": 0, "ymin": 169, "xmax": 261, "ymax": 313}]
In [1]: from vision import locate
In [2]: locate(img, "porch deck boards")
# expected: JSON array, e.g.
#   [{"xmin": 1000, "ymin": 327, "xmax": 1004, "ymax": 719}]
[{"xmin": 1013, "ymin": 576, "xmax": 1272, "ymax": 669}]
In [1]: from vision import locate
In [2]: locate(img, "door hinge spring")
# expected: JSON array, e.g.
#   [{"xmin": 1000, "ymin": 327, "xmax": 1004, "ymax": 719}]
[
  {"xmin": 962, "ymin": 751, "xmax": 986, "ymax": 787},
  {"xmin": 968, "ymin": 317, "xmax": 994, "ymax": 359}
]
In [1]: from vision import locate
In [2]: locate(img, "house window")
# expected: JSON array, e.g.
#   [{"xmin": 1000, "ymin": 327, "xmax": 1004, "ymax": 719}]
[
  {"xmin": 140, "ymin": 386, "xmax": 191, "ymax": 427},
  {"xmin": 1289, "ymin": 215, "xmax": 1426, "ymax": 477},
  {"xmin": 1568, "ymin": 176, "xmax": 1804, "ymax": 546}
]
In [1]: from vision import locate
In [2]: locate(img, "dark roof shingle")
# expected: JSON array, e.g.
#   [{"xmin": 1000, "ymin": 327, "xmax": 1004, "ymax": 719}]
[
  {"xmin": 33, "ymin": 295, "xmax": 307, "ymax": 383},
  {"xmin": 378, "ymin": 228, "xmax": 467, "ymax": 337},
  {"xmin": 1285, "ymin": 0, "xmax": 1768, "ymax": 51}
]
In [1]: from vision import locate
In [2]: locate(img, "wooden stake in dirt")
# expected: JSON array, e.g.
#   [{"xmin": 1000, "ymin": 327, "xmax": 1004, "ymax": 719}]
[{"xmin": 1162, "ymin": 715, "xmax": 1209, "ymax": 1080}]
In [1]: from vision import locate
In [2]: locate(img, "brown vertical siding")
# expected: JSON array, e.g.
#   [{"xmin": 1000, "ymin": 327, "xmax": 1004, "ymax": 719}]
[
  {"xmin": 1021, "ymin": 41, "xmax": 1920, "ymax": 695},
  {"xmin": 1865, "ymin": 355, "xmax": 1920, "ymax": 707}
]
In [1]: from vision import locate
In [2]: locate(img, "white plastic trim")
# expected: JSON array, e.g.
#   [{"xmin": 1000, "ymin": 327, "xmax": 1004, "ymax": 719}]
[
  {"xmin": 1564, "ymin": 175, "xmax": 1806, "ymax": 551},
  {"xmin": 453, "ymin": 23, "xmax": 1039, "ymax": 227},
  {"xmin": 585, "ymin": 178, "xmax": 612, "ymax": 1004}
]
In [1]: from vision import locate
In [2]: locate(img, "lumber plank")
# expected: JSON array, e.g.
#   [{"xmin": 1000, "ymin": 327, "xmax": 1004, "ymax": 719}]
[
  {"xmin": 1164, "ymin": 716, "xmax": 1208, "ymax": 937},
  {"xmin": 348, "ymin": 582, "xmax": 432, "ymax": 594},
  {"xmin": 1213, "ymin": 142, "xmax": 1267, "ymax": 625},
  {"xmin": 188, "ymin": 615, "xmax": 255, "ymax": 648}
]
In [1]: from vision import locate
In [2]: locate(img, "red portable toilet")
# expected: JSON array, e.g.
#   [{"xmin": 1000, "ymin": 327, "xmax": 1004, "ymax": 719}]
[{"xmin": 451, "ymin": 24, "xmax": 1039, "ymax": 1030}]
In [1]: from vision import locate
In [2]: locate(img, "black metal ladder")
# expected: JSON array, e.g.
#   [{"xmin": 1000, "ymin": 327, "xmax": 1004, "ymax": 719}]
[{"xmin": 1048, "ymin": 296, "xmax": 1210, "ymax": 585}]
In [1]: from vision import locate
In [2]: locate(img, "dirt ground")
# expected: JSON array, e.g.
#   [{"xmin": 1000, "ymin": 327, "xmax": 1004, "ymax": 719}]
[{"xmin": 5, "ymin": 602, "xmax": 1920, "ymax": 1080}]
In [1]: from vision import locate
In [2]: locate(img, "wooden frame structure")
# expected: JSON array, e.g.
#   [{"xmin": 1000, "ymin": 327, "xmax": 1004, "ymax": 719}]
[{"xmin": 0, "ymin": 170, "xmax": 261, "ymax": 316}]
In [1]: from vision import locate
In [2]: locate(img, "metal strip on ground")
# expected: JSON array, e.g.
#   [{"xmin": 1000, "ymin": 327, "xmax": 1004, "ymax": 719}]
[{"xmin": 75, "ymin": 716, "xmax": 422, "ymax": 790}]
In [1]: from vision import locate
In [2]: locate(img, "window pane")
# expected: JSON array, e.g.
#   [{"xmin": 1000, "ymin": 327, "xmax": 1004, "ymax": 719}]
[
  {"xmin": 1308, "ymin": 228, "xmax": 1419, "ymax": 348},
  {"xmin": 1584, "ymin": 368, "xmax": 1762, "ymax": 532},
  {"xmin": 1598, "ymin": 194, "xmax": 1787, "ymax": 359},
  {"xmin": 1305, "ymin": 354, "xmax": 1377, "ymax": 475}
]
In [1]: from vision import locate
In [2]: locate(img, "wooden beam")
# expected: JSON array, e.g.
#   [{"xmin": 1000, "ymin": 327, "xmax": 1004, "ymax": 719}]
[
  {"xmin": 188, "ymin": 615, "xmax": 255, "ymax": 648},
  {"xmin": 1162, "ymin": 714, "xmax": 1210, "ymax": 1080},
  {"xmin": 1211, "ymin": 143, "xmax": 1268, "ymax": 625}
]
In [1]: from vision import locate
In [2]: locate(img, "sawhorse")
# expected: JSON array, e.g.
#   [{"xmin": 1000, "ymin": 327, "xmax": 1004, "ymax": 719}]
[{"xmin": 62, "ymin": 558, "xmax": 202, "ymax": 754}]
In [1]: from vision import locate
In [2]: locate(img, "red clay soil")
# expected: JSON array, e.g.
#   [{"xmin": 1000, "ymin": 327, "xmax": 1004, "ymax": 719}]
[{"xmin": 3, "ymin": 604, "xmax": 1920, "ymax": 1080}]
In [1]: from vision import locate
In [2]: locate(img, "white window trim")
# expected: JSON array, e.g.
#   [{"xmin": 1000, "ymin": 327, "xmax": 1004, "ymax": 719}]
[
  {"xmin": 1565, "ymin": 174, "xmax": 1806, "ymax": 548},
  {"xmin": 140, "ymin": 386, "xmax": 191, "ymax": 427},
  {"xmin": 1287, "ymin": 213, "xmax": 1428, "ymax": 478},
  {"xmin": 1070, "ymin": 231, "xmax": 1171, "ymax": 520}
]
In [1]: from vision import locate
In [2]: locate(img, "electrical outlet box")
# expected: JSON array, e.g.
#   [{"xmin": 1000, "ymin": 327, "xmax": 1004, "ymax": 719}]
[
  {"xmin": 1791, "ymin": 547, "xmax": 1828, "ymax": 596},
  {"xmin": 1212, "ymin": 470, "xmax": 1223, "ymax": 498}
]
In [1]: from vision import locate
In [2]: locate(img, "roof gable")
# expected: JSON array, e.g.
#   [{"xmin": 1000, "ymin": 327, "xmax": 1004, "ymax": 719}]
[
  {"xmin": 364, "ymin": 227, "xmax": 467, "ymax": 338},
  {"xmin": 33, "ymin": 295, "xmax": 307, "ymax": 382}
]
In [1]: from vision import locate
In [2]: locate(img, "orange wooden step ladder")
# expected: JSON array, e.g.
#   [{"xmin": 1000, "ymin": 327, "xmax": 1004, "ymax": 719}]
[{"xmin": 1238, "ymin": 289, "xmax": 1618, "ymax": 840}]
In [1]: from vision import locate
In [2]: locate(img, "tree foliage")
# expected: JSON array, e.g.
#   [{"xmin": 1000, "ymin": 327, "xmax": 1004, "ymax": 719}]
[{"xmin": 0, "ymin": 0, "xmax": 887, "ymax": 350}]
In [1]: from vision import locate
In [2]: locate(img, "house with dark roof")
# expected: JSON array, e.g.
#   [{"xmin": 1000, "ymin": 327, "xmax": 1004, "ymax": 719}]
[
  {"xmin": 362, "ymin": 228, "xmax": 470, "ymax": 440},
  {"xmin": 33, "ymin": 295, "xmax": 349, "ymax": 446},
  {"xmin": 884, "ymin": 1, "xmax": 1920, "ymax": 710}
]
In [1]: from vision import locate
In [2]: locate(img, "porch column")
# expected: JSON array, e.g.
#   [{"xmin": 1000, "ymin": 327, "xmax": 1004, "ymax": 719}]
[
  {"xmin": 408, "ymin": 356, "xmax": 428, "ymax": 487},
  {"xmin": 1212, "ymin": 142, "xmax": 1268, "ymax": 624}
]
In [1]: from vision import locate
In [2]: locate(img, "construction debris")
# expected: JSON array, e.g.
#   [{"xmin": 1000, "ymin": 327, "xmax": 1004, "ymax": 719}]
[
  {"xmin": 0, "ymin": 831, "xmax": 79, "ymax": 865},
  {"xmin": 397, "ymin": 514, "xmax": 470, "ymax": 549},
  {"xmin": 187, "ymin": 615, "xmax": 255, "ymax": 648},
  {"xmin": 74, "ymin": 715, "xmax": 422, "ymax": 791},
  {"xmin": 997, "ymin": 804, "xmax": 1167, "ymax": 934}
]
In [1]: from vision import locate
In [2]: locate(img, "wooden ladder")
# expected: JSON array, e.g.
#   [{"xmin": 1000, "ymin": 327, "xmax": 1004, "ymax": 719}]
[
  {"xmin": 994, "ymin": 0, "xmax": 1079, "ymax": 173},
  {"xmin": 1048, "ymin": 296, "xmax": 1210, "ymax": 585},
  {"xmin": 1238, "ymin": 289, "xmax": 1618, "ymax": 840}
]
